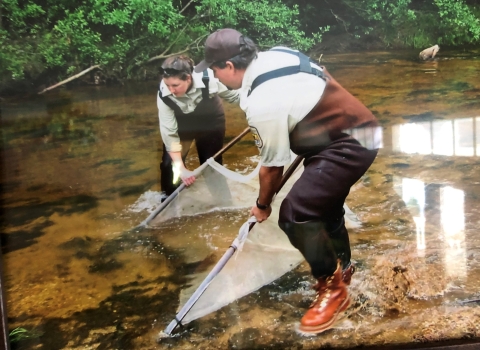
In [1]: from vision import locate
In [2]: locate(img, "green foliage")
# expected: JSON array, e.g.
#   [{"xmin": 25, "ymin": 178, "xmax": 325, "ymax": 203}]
[
  {"xmin": 341, "ymin": 0, "xmax": 480, "ymax": 48},
  {"xmin": 2, "ymin": 0, "xmax": 45, "ymax": 34},
  {"xmin": 0, "ymin": 0, "xmax": 316, "ymax": 89},
  {"xmin": 1, "ymin": 0, "xmax": 479, "ymax": 92},
  {"xmin": 434, "ymin": 0, "xmax": 480, "ymax": 44},
  {"xmin": 196, "ymin": 0, "xmax": 325, "ymax": 50},
  {"xmin": 343, "ymin": 0, "xmax": 420, "ymax": 46}
]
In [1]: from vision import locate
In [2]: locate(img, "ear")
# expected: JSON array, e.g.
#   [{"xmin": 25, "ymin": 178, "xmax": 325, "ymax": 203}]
[{"xmin": 225, "ymin": 61, "xmax": 235, "ymax": 70}]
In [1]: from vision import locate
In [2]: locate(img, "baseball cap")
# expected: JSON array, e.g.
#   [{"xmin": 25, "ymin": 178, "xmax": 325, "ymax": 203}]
[{"xmin": 194, "ymin": 29, "xmax": 243, "ymax": 73}]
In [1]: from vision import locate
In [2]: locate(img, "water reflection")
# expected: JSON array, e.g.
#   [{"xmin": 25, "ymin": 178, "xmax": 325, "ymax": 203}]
[
  {"xmin": 348, "ymin": 126, "xmax": 384, "ymax": 150},
  {"xmin": 389, "ymin": 112, "xmax": 477, "ymax": 283},
  {"xmin": 395, "ymin": 177, "xmax": 467, "ymax": 280},
  {"xmin": 396, "ymin": 177, "xmax": 426, "ymax": 254},
  {"xmin": 393, "ymin": 117, "xmax": 480, "ymax": 156},
  {"xmin": 440, "ymin": 186, "xmax": 467, "ymax": 280}
]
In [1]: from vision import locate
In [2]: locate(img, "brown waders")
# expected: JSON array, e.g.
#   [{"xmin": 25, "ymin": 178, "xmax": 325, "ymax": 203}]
[
  {"xmin": 279, "ymin": 136, "xmax": 377, "ymax": 334},
  {"xmin": 276, "ymin": 64, "xmax": 379, "ymax": 334},
  {"xmin": 159, "ymin": 88, "xmax": 225, "ymax": 196}
]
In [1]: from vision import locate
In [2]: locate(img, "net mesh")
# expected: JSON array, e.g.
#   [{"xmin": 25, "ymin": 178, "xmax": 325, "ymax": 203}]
[{"xmin": 148, "ymin": 156, "xmax": 361, "ymax": 325}]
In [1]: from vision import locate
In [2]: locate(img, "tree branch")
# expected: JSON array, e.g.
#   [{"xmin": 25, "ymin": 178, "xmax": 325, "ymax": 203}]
[
  {"xmin": 145, "ymin": 32, "xmax": 207, "ymax": 64},
  {"xmin": 330, "ymin": 9, "xmax": 350, "ymax": 34},
  {"xmin": 146, "ymin": 48, "xmax": 191, "ymax": 63},
  {"xmin": 141, "ymin": 13, "xmax": 208, "ymax": 65},
  {"xmin": 180, "ymin": 0, "xmax": 196, "ymax": 14},
  {"xmin": 143, "ymin": 24, "xmax": 190, "ymax": 64},
  {"xmin": 38, "ymin": 65, "xmax": 101, "ymax": 94},
  {"xmin": 161, "ymin": 13, "xmax": 199, "ymax": 53},
  {"xmin": 159, "ymin": 23, "xmax": 191, "ymax": 57}
]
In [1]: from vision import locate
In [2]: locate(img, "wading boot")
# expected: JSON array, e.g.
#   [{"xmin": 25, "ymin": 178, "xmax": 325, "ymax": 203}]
[{"xmin": 298, "ymin": 261, "xmax": 350, "ymax": 335}]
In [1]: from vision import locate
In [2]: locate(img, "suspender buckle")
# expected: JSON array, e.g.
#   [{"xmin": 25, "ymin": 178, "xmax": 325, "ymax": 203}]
[{"xmin": 312, "ymin": 68, "xmax": 326, "ymax": 80}]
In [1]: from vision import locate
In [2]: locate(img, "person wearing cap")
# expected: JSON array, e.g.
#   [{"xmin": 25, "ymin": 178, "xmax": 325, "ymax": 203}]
[
  {"xmin": 157, "ymin": 55, "xmax": 240, "ymax": 199},
  {"xmin": 195, "ymin": 28, "xmax": 381, "ymax": 334}
]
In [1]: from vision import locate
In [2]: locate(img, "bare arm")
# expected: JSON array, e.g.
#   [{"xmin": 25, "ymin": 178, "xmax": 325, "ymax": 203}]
[
  {"xmin": 259, "ymin": 165, "xmax": 284, "ymax": 205},
  {"xmin": 250, "ymin": 165, "xmax": 284, "ymax": 222}
]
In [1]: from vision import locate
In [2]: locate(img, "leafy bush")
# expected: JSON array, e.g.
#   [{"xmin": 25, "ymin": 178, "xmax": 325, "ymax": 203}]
[
  {"xmin": 0, "ymin": 0, "xmax": 319, "ymax": 90},
  {"xmin": 1, "ymin": 0, "xmax": 479, "ymax": 93},
  {"xmin": 434, "ymin": 0, "xmax": 480, "ymax": 44},
  {"xmin": 341, "ymin": 0, "xmax": 480, "ymax": 48}
]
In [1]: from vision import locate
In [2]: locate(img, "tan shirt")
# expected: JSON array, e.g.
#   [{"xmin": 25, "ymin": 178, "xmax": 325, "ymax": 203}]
[
  {"xmin": 157, "ymin": 68, "xmax": 240, "ymax": 152},
  {"xmin": 238, "ymin": 47, "xmax": 327, "ymax": 167}
]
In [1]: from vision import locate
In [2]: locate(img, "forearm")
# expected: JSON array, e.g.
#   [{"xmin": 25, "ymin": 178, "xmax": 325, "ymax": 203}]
[
  {"xmin": 161, "ymin": 129, "xmax": 182, "ymax": 153},
  {"xmin": 168, "ymin": 151, "xmax": 185, "ymax": 169},
  {"xmin": 258, "ymin": 166, "xmax": 284, "ymax": 205}
]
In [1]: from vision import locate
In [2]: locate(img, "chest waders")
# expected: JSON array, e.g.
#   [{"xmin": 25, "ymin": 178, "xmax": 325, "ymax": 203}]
[
  {"xmin": 248, "ymin": 49, "xmax": 378, "ymax": 287},
  {"xmin": 158, "ymin": 70, "xmax": 226, "ymax": 195}
]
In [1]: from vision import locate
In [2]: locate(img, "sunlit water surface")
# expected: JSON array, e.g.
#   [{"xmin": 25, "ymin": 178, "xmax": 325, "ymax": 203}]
[{"xmin": 1, "ymin": 49, "xmax": 480, "ymax": 349}]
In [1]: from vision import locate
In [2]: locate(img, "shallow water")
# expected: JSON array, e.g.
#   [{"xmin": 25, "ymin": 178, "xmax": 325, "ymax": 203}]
[{"xmin": 1, "ymin": 48, "xmax": 480, "ymax": 349}]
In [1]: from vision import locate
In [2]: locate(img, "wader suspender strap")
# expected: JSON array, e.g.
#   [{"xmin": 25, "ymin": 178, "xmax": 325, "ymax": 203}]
[
  {"xmin": 247, "ymin": 48, "xmax": 326, "ymax": 97},
  {"xmin": 158, "ymin": 69, "xmax": 211, "ymax": 112},
  {"xmin": 201, "ymin": 69, "xmax": 210, "ymax": 100}
]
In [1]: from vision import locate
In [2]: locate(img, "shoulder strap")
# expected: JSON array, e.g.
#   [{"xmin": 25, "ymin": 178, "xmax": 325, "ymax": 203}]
[
  {"xmin": 248, "ymin": 48, "xmax": 325, "ymax": 97},
  {"xmin": 271, "ymin": 48, "xmax": 314, "ymax": 72},
  {"xmin": 201, "ymin": 69, "xmax": 209, "ymax": 100}
]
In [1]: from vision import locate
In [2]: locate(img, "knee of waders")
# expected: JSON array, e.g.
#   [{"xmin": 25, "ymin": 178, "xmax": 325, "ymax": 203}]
[
  {"xmin": 278, "ymin": 221, "xmax": 297, "ymax": 246},
  {"xmin": 278, "ymin": 221, "xmax": 316, "ymax": 252},
  {"xmin": 325, "ymin": 217, "xmax": 345, "ymax": 236},
  {"xmin": 278, "ymin": 221, "xmax": 328, "ymax": 249}
]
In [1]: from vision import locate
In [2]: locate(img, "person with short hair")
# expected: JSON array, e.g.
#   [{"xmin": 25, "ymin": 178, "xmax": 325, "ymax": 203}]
[
  {"xmin": 157, "ymin": 55, "xmax": 239, "ymax": 200},
  {"xmin": 195, "ymin": 28, "xmax": 381, "ymax": 335}
]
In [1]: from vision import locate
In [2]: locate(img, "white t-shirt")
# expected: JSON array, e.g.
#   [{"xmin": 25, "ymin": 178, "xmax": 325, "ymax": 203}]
[
  {"xmin": 238, "ymin": 47, "xmax": 327, "ymax": 167},
  {"xmin": 157, "ymin": 68, "xmax": 239, "ymax": 152}
]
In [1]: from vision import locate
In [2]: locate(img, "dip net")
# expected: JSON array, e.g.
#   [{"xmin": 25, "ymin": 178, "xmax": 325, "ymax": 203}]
[{"xmin": 147, "ymin": 155, "xmax": 362, "ymax": 326}]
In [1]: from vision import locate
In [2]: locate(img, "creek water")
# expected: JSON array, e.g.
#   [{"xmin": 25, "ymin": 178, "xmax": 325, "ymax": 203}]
[{"xmin": 1, "ymin": 48, "xmax": 480, "ymax": 349}]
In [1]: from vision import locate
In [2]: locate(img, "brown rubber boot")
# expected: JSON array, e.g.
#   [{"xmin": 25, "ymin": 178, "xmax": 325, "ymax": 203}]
[
  {"xmin": 342, "ymin": 264, "xmax": 355, "ymax": 285},
  {"xmin": 298, "ymin": 261, "xmax": 350, "ymax": 335}
]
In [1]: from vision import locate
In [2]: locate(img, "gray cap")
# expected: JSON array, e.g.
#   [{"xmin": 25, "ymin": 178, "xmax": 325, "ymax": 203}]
[{"xmin": 194, "ymin": 29, "xmax": 243, "ymax": 73}]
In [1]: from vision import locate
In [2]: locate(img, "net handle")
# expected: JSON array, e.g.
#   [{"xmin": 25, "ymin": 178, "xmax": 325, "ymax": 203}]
[
  {"xmin": 139, "ymin": 127, "xmax": 252, "ymax": 227},
  {"xmin": 212, "ymin": 127, "xmax": 252, "ymax": 160},
  {"xmin": 162, "ymin": 154, "xmax": 304, "ymax": 336}
]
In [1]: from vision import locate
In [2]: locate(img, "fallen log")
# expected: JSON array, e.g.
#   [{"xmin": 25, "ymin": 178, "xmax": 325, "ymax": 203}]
[{"xmin": 38, "ymin": 65, "xmax": 101, "ymax": 94}]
